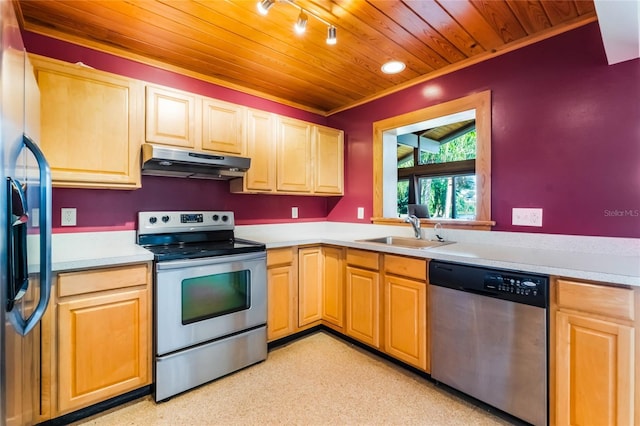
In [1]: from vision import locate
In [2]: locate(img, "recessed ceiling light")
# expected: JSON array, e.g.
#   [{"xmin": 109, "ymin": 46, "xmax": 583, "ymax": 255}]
[{"xmin": 381, "ymin": 60, "xmax": 405, "ymax": 74}]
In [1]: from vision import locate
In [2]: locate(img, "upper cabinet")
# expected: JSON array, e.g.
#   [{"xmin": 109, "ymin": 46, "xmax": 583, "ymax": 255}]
[
  {"xmin": 231, "ymin": 113, "xmax": 344, "ymax": 196},
  {"xmin": 201, "ymin": 98, "xmax": 245, "ymax": 154},
  {"xmin": 145, "ymin": 83, "xmax": 344, "ymax": 197},
  {"xmin": 30, "ymin": 55, "xmax": 343, "ymax": 193},
  {"xmin": 145, "ymin": 84, "xmax": 246, "ymax": 155},
  {"xmin": 31, "ymin": 55, "xmax": 144, "ymax": 189},
  {"xmin": 145, "ymin": 85, "xmax": 197, "ymax": 148},
  {"xmin": 243, "ymin": 109, "xmax": 277, "ymax": 192},
  {"xmin": 314, "ymin": 125, "xmax": 344, "ymax": 194},
  {"xmin": 277, "ymin": 117, "xmax": 312, "ymax": 193}
]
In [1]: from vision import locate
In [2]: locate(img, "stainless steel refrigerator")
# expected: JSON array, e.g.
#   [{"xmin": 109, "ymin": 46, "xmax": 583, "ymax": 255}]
[{"xmin": 1, "ymin": 0, "xmax": 52, "ymax": 424}]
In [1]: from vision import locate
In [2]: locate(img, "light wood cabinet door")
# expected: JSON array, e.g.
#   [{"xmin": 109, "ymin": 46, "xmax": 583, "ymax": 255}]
[
  {"xmin": 230, "ymin": 113, "xmax": 343, "ymax": 196},
  {"xmin": 556, "ymin": 310, "xmax": 634, "ymax": 426},
  {"xmin": 57, "ymin": 288, "xmax": 149, "ymax": 413},
  {"xmin": 322, "ymin": 247, "xmax": 344, "ymax": 328},
  {"xmin": 384, "ymin": 275, "xmax": 427, "ymax": 371},
  {"xmin": 244, "ymin": 109, "xmax": 276, "ymax": 191},
  {"xmin": 32, "ymin": 55, "xmax": 143, "ymax": 189},
  {"xmin": 145, "ymin": 84, "xmax": 197, "ymax": 148},
  {"xmin": 314, "ymin": 125, "xmax": 344, "ymax": 194},
  {"xmin": 345, "ymin": 266, "xmax": 381, "ymax": 348},
  {"xmin": 298, "ymin": 247, "xmax": 323, "ymax": 327},
  {"xmin": 276, "ymin": 117, "xmax": 312, "ymax": 192},
  {"xmin": 202, "ymin": 98, "xmax": 245, "ymax": 154},
  {"xmin": 267, "ymin": 263, "xmax": 297, "ymax": 341}
]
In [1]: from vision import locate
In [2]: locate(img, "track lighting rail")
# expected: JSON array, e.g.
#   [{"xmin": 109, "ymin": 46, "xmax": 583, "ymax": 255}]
[{"xmin": 257, "ymin": 0, "xmax": 337, "ymax": 45}]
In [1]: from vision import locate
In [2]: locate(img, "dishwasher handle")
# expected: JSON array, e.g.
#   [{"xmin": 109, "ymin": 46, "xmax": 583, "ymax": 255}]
[{"xmin": 457, "ymin": 286, "xmax": 499, "ymax": 298}]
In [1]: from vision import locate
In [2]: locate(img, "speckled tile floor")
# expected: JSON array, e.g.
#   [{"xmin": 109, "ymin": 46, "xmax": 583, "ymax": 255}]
[{"xmin": 76, "ymin": 332, "xmax": 515, "ymax": 425}]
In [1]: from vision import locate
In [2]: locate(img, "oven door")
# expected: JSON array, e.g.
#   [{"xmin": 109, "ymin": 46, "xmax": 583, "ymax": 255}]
[{"xmin": 155, "ymin": 251, "xmax": 266, "ymax": 356}]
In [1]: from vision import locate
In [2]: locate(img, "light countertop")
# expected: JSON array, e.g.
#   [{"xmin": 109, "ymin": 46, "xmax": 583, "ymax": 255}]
[
  {"xmin": 41, "ymin": 223, "xmax": 640, "ymax": 287},
  {"xmin": 235, "ymin": 222, "xmax": 640, "ymax": 287},
  {"xmin": 29, "ymin": 231, "xmax": 153, "ymax": 272}
]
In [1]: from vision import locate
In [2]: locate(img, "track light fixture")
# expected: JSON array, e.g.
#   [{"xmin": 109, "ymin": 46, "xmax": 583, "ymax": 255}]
[
  {"xmin": 326, "ymin": 26, "xmax": 337, "ymax": 45},
  {"xmin": 257, "ymin": 0, "xmax": 275, "ymax": 15},
  {"xmin": 256, "ymin": 0, "xmax": 337, "ymax": 45},
  {"xmin": 294, "ymin": 11, "xmax": 308, "ymax": 34}
]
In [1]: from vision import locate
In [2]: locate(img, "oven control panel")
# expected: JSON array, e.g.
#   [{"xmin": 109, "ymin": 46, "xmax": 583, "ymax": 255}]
[
  {"xmin": 138, "ymin": 211, "xmax": 234, "ymax": 234},
  {"xmin": 181, "ymin": 213, "xmax": 203, "ymax": 223}
]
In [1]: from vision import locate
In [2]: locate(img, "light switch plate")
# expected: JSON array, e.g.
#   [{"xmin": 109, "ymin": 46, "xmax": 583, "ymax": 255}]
[
  {"xmin": 357, "ymin": 207, "xmax": 364, "ymax": 219},
  {"xmin": 61, "ymin": 208, "xmax": 77, "ymax": 226},
  {"xmin": 512, "ymin": 208, "xmax": 543, "ymax": 227},
  {"xmin": 291, "ymin": 207, "xmax": 298, "ymax": 219}
]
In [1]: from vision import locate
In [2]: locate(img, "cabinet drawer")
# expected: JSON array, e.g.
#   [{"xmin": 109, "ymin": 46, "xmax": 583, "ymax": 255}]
[
  {"xmin": 346, "ymin": 249, "xmax": 379, "ymax": 270},
  {"xmin": 556, "ymin": 279, "xmax": 634, "ymax": 321},
  {"xmin": 58, "ymin": 263, "xmax": 149, "ymax": 298},
  {"xmin": 384, "ymin": 255, "xmax": 426, "ymax": 281},
  {"xmin": 267, "ymin": 247, "xmax": 294, "ymax": 267}
]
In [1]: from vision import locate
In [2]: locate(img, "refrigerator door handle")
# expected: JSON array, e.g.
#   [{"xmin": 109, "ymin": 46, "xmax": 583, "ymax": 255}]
[
  {"xmin": 6, "ymin": 177, "xmax": 29, "ymax": 311},
  {"xmin": 12, "ymin": 134, "xmax": 52, "ymax": 336}
]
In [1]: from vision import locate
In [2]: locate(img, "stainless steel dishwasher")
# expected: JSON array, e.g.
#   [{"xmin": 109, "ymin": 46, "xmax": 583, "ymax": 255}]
[{"xmin": 429, "ymin": 261, "xmax": 548, "ymax": 426}]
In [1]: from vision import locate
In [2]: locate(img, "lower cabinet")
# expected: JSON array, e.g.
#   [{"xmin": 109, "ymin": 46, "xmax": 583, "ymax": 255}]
[
  {"xmin": 298, "ymin": 247, "xmax": 323, "ymax": 327},
  {"xmin": 41, "ymin": 263, "xmax": 152, "ymax": 418},
  {"xmin": 266, "ymin": 247, "xmax": 298, "ymax": 341},
  {"xmin": 344, "ymin": 249, "xmax": 429, "ymax": 369},
  {"xmin": 383, "ymin": 255, "xmax": 428, "ymax": 372},
  {"xmin": 57, "ymin": 289, "xmax": 149, "ymax": 413},
  {"xmin": 345, "ymin": 249, "xmax": 381, "ymax": 349},
  {"xmin": 298, "ymin": 246, "xmax": 345, "ymax": 330},
  {"xmin": 268, "ymin": 246, "xmax": 345, "ymax": 341},
  {"xmin": 554, "ymin": 278, "xmax": 637, "ymax": 426},
  {"xmin": 284, "ymin": 247, "xmax": 429, "ymax": 369},
  {"xmin": 322, "ymin": 247, "xmax": 345, "ymax": 329}
]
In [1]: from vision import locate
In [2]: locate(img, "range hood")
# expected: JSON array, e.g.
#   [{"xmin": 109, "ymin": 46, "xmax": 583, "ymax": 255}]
[{"xmin": 141, "ymin": 144, "xmax": 250, "ymax": 180}]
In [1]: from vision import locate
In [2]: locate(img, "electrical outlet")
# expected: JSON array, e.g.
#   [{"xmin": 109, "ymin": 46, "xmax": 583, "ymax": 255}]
[
  {"xmin": 512, "ymin": 208, "xmax": 543, "ymax": 227},
  {"xmin": 61, "ymin": 208, "xmax": 77, "ymax": 226},
  {"xmin": 31, "ymin": 208, "xmax": 39, "ymax": 228},
  {"xmin": 291, "ymin": 207, "xmax": 298, "ymax": 219},
  {"xmin": 357, "ymin": 207, "xmax": 364, "ymax": 219}
]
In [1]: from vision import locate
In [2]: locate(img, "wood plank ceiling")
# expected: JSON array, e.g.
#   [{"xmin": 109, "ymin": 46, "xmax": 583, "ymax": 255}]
[{"xmin": 16, "ymin": 0, "xmax": 597, "ymax": 115}]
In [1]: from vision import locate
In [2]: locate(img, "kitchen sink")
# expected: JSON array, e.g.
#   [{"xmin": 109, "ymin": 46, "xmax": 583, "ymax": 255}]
[{"xmin": 357, "ymin": 236, "xmax": 454, "ymax": 249}]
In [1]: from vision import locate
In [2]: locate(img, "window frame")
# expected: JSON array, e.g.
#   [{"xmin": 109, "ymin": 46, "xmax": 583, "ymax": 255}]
[{"xmin": 372, "ymin": 90, "xmax": 493, "ymax": 230}]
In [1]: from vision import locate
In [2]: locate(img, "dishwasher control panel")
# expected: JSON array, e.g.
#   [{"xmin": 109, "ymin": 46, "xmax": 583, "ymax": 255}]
[
  {"xmin": 429, "ymin": 261, "xmax": 548, "ymax": 308},
  {"xmin": 484, "ymin": 273, "xmax": 544, "ymax": 296}
]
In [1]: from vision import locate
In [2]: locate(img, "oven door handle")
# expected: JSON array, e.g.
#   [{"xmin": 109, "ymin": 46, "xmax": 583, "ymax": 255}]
[{"xmin": 155, "ymin": 251, "xmax": 266, "ymax": 270}]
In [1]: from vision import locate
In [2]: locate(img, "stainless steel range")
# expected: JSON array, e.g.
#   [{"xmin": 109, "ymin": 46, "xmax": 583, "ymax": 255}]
[{"xmin": 137, "ymin": 211, "xmax": 267, "ymax": 402}]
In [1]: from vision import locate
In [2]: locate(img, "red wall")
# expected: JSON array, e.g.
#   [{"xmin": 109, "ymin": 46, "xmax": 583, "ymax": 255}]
[
  {"xmin": 25, "ymin": 23, "xmax": 640, "ymax": 238},
  {"xmin": 51, "ymin": 177, "xmax": 331, "ymax": 231},
  {"xmin": 327, "ymin": 22, "xmax": 640, "ymax": 238},
  {"xmin": 23, "ymin": 32, "xmax": 332, "ymax": 231}
]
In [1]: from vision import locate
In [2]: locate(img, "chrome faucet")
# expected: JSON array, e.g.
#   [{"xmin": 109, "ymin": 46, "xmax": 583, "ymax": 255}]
[
  {"xmin": 405, "ymin": 214, "xmax": 422, "ymax": 239},
  {"xmin": 434, "ymin": 222, "xmax": 445, "ymax": 242}
]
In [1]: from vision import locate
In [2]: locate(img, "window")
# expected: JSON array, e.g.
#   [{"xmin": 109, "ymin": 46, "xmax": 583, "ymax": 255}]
[
  {"xmin": 372, "ymin": 91, "xmax": 493, "ymax": 230},
  {"xmin": 397, "ymin": 128, "xmax": 477, "ymax": 219},
  {"xmin": 416, "ymin": 175, "xmax": 476, "ymax": 219}
]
